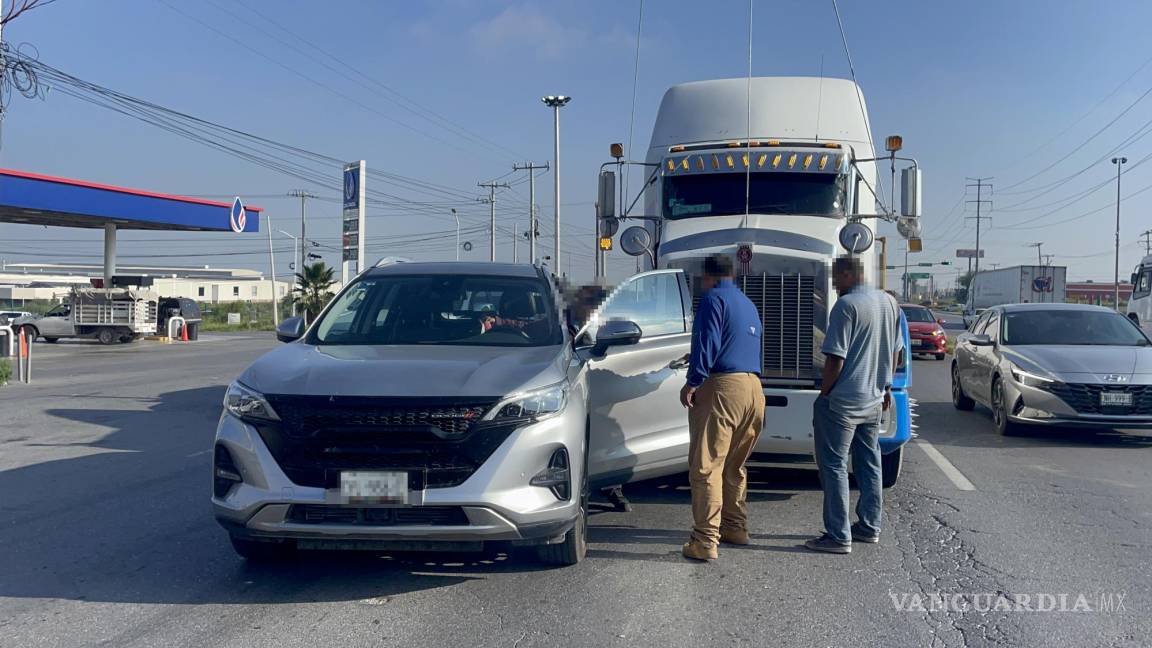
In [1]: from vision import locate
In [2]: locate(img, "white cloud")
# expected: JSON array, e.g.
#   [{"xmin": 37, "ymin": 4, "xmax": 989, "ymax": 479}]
[{"xmin": 469, "ymin": 4, "xmax": 613, "ymax": 59}]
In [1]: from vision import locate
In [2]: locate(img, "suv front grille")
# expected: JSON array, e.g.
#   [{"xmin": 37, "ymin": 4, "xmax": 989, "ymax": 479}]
[
  {"xmin": 259, "ymin": 396, "xmax": 509, "ymax": 489},
  {"xmin": 1044, "ymin": 383, "xmax": 1152, "ymax": 415},
  {"xmin": 288, "ymin": 505, "xmax": 469, "ymax": 526}
]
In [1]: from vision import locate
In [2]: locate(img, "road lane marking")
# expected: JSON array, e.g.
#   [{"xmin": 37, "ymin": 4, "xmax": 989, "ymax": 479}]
[
  {"xmin": 186, "ymin": 449, "xmax": 212, "ymax": 458},
  {"xmin": 915, "ymin": 440, "xmax": 976, "ymax": 491}
]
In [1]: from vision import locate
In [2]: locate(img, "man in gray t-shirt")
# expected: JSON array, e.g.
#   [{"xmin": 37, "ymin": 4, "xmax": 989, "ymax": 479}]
[{"xmin": 805, "ymin": 256, "xmax": 904, "ymax": 554}]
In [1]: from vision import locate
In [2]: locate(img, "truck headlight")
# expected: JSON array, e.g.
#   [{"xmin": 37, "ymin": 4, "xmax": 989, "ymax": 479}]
[
  {"xmin": 1010, "ymin": 366, "xmax": 1055, "ymax": 388},
  {"xmin": 223, "ymin": 381, "xmax": 280, "ymax": 422},
  {"xmin": 483, "ymin": 383, "xmax": 568, "ymax": 423}
]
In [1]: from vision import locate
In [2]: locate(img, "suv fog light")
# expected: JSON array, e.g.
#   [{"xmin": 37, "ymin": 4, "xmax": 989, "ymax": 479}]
[
  {"xmin": 214, "ymin": 445, "xmax": 243, "ymax": 498},
  {"xmin": 530, "ymin": 448, "xmax": 570, "ymax": 500}
]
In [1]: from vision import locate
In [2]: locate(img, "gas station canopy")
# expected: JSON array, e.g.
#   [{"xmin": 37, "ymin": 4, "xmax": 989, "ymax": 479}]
[
  {"xmin": 0, "ymin": 167, "xmax": 263, "ymax": 286},
  {"xmin": 0, "ymin": 168, "xmax": 262, "ymax": 231}
]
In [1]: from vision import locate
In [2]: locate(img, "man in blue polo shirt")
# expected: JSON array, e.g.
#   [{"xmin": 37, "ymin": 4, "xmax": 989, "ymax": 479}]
[{"xmin": 679, "ymin": 254, "xmax": 765, "ymax": 561}]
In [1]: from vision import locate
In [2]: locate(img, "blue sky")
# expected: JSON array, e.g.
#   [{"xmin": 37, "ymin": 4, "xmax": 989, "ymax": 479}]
[{"xmin": 3, "ymin": 0, "xmax": 1152, "ymax": 285}]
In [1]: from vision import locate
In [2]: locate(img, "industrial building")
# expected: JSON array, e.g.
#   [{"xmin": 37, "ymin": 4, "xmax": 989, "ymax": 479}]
[{"xmin": 0, "ymin": 263, "xmax": 289, "ymax": 304}]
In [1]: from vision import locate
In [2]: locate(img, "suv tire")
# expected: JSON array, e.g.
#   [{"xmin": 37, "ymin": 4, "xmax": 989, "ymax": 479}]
[{"xmin": 881, "ymin": 446, "xmax": 903, "ymax": 488}]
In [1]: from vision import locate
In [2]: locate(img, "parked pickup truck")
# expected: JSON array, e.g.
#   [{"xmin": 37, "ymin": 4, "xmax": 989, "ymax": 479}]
[{"xmin": 12, "ymin": 288, "xmax": 158, "ymax": 345}]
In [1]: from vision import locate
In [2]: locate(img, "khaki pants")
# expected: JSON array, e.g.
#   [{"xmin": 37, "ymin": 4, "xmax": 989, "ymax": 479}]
[{"xmin": 688, "ymin": 373, "xmax": 766, "ymax": 545}]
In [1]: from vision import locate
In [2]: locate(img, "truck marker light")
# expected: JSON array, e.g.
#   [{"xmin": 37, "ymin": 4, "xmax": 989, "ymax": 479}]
[
  {"xmin": 667, "ymin": 159, "xmax": 675, "ymax": 172},
  {"xmin": 727, "ymin": 141, "xmax": 742, "ymax": 148},
  {"xmin": 787, "ymin": 153, "xmax": 798, "ymax": 168},
  {"xmin": 680, "ymin": 158, "xmax": 690, "ymax": 170},
  {"xmin": 757, "ymin": 154, "xmax": 768, "ymax": 168},
  {"xmin": 819, "ymin": 155, "xmax": 829, "ymax": 170},
  {"xmin": 670, "ymin": 145, "xmax": 685, "ymax": 152},
  {"xmin": 726, "ymin": 154, "xmax": 735, "ymax": 169},
  {"xmin": 824, "ymin": 142, "xmax": 841, "ymax": 149},
  {"xmin": 766, "ymin": 140, "xmax": 780, "ymax": 146},
  {"xmin": 749, "ymin": 140, "xmax": 760, "ymax": 147},
  {"xmin": 712, "ymin": 155, "xmax": 720, "ymax": 169},
  {"xmin": 742, "ymin": 153, "xmax": 750, "ymax": 168},
  {"xmin": 803, "ymin": 154, "xmax": 813, "ymax": 169},
  {"xmin": 696, "ymin": 156, "xmax": 705, "ymax": 170},
  {"xmin": 772, "ymin": 153, "xmax": 782, "ymax": 168},
  {"xmin": 835, "ymin": 155, "xmax": 844, "ymax": 171}
]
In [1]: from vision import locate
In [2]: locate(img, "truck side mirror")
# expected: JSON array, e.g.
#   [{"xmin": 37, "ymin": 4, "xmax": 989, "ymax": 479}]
[
  {"xmin": 901, "ymin": 167, "xmax": 922, "ymax": 218},
  {"xmin": 597, "ymin": 171, "xmax": 616, "ymax": 219}
]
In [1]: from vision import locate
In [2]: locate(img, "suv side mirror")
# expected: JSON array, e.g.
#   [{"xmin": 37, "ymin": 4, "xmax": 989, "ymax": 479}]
[
  {"xmin": 592, "ymin": 320, "xmax": 642, "ymax": 356},
  {"xmin": 968, "ymin": 333, "xmax": 993, "ymax": 347},
  {"xmin": 276, "ymin": 317, "xmax": 305, "ymax": 343},
  {"xmin": 937, "ymin": 318, "xmax": 947, "ymax": 326}
]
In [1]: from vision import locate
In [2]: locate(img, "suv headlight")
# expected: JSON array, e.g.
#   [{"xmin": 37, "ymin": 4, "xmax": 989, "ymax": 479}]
[
  {"xmin": 223, "ymin": 381, "xmax": 280, "ymax": 422},
  {"xmin": 1010, "ymin": 365, "xmax": 1055, "ymax": 388},
  {"xmin": 483, "ymin": 383, "xmax": 568, "ymax": 423}
]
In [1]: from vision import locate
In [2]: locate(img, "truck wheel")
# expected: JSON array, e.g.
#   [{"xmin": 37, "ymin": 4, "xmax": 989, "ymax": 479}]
[
  {"xmin": 96, "ymin": 329, "xmax": 116, "ymax": 345},
  {"xmin": 43, "ymin": 337, "xmax": 59, "ymax": 343},
  {"xmin": 881, "ymin": 446, "xmax": 903, "ymax": 488},
  {"xmin": 229, "ymin": 535, "xmax": 295, "ymax": 562}
]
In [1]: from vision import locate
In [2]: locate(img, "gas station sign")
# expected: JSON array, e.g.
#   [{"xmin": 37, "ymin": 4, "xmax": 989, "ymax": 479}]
[{"xmin": 342, "ymin": 161, "xmax": 367, "ymax": 282}]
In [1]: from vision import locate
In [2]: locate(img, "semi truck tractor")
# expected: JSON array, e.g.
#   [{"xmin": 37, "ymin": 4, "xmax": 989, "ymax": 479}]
[{"xmin": 597, "ymin": 76, "xmax": 921, "ymax": 486}]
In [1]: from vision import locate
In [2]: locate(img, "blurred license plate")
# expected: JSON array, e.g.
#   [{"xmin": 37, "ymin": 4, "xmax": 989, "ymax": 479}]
[
  {"xmin": 340, "ymin": 471, "xmax": 407, "ymax": 504},
  {"xmin": 1100, "ymin": 392, "xmax": 1133, "ymax": 407}
]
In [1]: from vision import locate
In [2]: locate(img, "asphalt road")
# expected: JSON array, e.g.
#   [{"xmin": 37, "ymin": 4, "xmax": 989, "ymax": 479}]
[{"xmin": 1, "ymin": 337, "xmax": 1148, "ymax": 647}]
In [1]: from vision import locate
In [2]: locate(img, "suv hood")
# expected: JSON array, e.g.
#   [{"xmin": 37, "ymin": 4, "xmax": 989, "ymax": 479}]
[{"xmin": 239, "ymin": 342, "xmax": 570, "ymax": 398}]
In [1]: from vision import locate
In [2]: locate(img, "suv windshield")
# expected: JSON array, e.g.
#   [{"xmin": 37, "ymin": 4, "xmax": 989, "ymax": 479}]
[
  {"xmin": 311, "ymin": 274, "xmax": 562, "ymax": 347},
  {"xmin": 901, "ymin": 306, "xmax": 936, "ymax": 323},
  {"xmin": 1001, "ymin": 309, "xmax": 1150, "ymax": 346},
  {"xmin": 663, "ymin": 172, "xmax": 845, "ymax": 219}
]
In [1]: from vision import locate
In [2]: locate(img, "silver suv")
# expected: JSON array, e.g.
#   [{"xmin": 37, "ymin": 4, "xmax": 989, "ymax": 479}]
[{"xmin": 213, "ymin": 262, "xmax": 694, "ymax": 565}]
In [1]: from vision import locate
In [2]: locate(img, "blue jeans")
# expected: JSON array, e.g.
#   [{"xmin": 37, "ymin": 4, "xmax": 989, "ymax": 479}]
[{"xmin": 812, "ymin": 395, "xmax": 883, "ymax": 544}]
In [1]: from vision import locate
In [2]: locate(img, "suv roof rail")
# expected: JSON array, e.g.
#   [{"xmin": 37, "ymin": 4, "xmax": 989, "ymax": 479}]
[{"xmin": 374, "ymin": 256, "xmax": 412, "ymax": 267}]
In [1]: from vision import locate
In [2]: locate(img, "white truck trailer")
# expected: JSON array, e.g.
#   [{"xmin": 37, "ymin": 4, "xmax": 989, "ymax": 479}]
[{"xmin": 966, "ymin": 265, "xmax": 1067, "ymax": 312}]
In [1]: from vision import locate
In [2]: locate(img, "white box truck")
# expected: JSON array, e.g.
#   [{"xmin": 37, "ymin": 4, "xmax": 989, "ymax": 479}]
[{"xmin": 967, "ymin": 265, "xmax": 1067, "ymax": 312}]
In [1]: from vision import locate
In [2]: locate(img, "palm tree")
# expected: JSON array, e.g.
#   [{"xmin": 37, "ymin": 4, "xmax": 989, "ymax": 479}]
[{"xmin": 292, "ymin": 262, "xmax": 337, "ymax": 324}]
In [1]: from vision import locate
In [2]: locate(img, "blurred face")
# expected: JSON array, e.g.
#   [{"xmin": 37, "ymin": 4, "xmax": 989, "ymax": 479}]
[{"xmin": 833, "ymin": 268, "xmax": 860, "ymax": 296}]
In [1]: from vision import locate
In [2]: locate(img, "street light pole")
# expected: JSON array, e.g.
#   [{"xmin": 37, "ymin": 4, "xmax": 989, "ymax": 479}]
[
  {"xmin": 1112, "ymin": 156, "xmax": 1128, "ymax": 310},
  {"xmin": 542, "ymin": 95, "xmax": 571, "ymax": 274},
  {"xmin": 451, "ymin": 208, "xmax": 460, "ymax": 261}
]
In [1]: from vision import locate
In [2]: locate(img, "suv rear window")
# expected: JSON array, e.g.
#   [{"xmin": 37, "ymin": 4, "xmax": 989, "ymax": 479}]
[{"xmin": 311, "ymin": 274, "xmax": 562, "ymax": 347}]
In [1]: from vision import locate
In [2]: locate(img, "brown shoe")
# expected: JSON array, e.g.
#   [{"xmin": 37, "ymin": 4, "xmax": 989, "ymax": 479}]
[
  {"xmin": 682, "ymin": 540, "xmax": 718, "ymax": 561},
  {"xmin": 719, "ymin": 527, "xmax": 751, "ymax": 546}
]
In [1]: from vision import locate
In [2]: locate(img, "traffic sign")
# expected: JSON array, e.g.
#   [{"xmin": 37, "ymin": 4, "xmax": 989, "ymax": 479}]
[
  {"xmin": 908, "ymin": 272, "xmax": 931, "ymax": 280},
  {"xmin": 956, "ymin": 248, "xmax": 984, "ymax": 259}
]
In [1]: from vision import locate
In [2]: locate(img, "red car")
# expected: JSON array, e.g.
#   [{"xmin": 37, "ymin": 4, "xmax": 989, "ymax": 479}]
[{"xmin": 900, "ymin": 304, "xmax": 947, "ymax": 360}]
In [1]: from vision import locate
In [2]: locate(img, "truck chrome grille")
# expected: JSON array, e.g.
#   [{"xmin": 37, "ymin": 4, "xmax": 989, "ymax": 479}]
[{"xmin": 693, "ymin": 274, "xmax": 818, "ymax": 381}]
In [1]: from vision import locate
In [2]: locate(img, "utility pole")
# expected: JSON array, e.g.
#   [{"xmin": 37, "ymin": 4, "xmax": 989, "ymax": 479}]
[
  {"xmin": 265, "ymin": 211, "xmax": 279, "ymax": 325},
  {"xmin": 965, "ymin": 178, "xmax": 993, "ymax": 305},
  {"xmin": 512, "ymin": 221, "xmax": 519, "ymax": 263},
  {"xmin": 288, "ymin": 190, "xmax": 317, "ymax": 280},
  {"xmin": 1112, "ymin": 156, "xmax": 1128, "ymax": 311},
  {"xmin": 513, "ymin": 162, "xmax": 548, "ymax": 265},
  {"xmin": 478, "ymin": 181, "xmax": 509, "ymax": 262},
  {"xmin": 1028, "ymin": 242, "xmax": 1043, "ymax": 267},
  {"xmin": 1141, "ymin": 230, "xmax": 1152, "ymax": 255},
  {"xmin": 542, "ymin": 95, "xmax": 571, "ymax": 273}
]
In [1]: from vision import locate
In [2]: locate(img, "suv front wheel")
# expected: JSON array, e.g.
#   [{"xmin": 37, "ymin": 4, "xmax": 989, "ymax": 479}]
[{"xmin": 536, "ymin": 497, "xmax": 588, "ymax": 566}]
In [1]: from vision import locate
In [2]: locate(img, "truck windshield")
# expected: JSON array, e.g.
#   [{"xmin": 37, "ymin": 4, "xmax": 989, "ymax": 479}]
[
  {"xmin": 310, "ymin": 274, "xmax": 562, "ymax": 347},
  {"xmin": 663, "ymin": 172, "xmax": 845, "ymax": 219}
]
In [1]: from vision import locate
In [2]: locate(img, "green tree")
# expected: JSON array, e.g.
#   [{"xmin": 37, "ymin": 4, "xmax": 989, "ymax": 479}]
[
  {"xmin": 955, "ymin": 270, "xmax": 975, "ymax": 304},
  {"xmin": 292, "ymin": 262, "xmax": 337, "ymax": 323}
]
